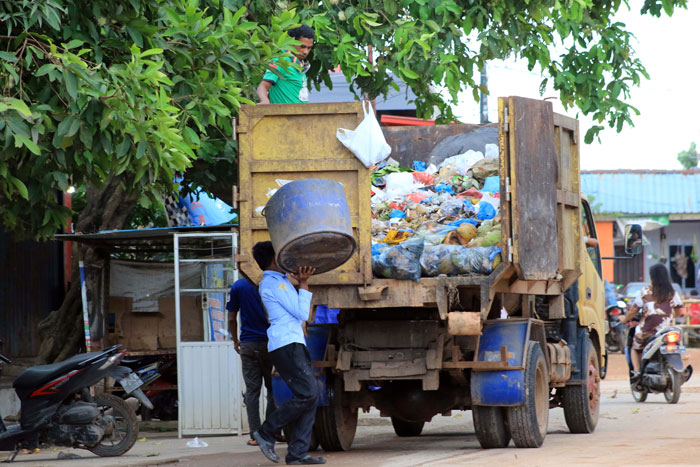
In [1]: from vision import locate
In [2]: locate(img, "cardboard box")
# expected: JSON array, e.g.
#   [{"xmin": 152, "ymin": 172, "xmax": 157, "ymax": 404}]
[
  {"xmin": 107, "ymin": 296, "xmax": 205, "ymax": 351},
  {"xmin": 157, "ymin": 296, "xmax": 204, "ymax": 348}
]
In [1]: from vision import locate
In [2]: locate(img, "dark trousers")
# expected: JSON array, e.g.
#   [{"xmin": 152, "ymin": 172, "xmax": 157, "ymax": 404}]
[
  {"xmin": 259, "ymin": 343, "xmax": 318, "ymax": 463},
  {"xmin": 240, "ymin": 341, "xmax": 275, "ymax": 438}
]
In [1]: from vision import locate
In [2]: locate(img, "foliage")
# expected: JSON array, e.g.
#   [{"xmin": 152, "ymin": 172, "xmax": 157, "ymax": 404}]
[
  {"xmin": 0, "ymin": 0, "xmax": 691, "ymax": 240},
  {"xmin": 677, "ymin": 142, "xmax": 699, "ymax": 169},
  {"xmin": 0, "ymin": 0, "xmax": 297, "ymax": 239}
]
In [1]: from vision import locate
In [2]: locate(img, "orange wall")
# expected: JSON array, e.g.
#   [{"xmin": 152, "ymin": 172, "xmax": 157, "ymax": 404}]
[{"xmin": 596, "ymin": 221, "xmax": 614, "ymax": 282}]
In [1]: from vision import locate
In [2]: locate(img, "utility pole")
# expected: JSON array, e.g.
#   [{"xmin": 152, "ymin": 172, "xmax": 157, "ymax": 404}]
[{"xmin": 479, "ymin": 65, "xmax": 489, "ymax": 123}]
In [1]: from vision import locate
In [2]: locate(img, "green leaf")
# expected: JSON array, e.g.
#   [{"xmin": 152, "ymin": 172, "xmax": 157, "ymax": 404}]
[
  {"xmin": 63, "ymin": 69, "xmax": 78, "ymax": 99},
  {"xmin": 183, "ymin": 127, "xmax": 200, "ymax": 146},
  {"xmin": 0, "ymin": 51, "xmax": 17, "ymax": 63},
  {"xmin": 5, "ymin": 98, "xmax": 32, "ymax": 117},
  {"xmin": 14, "ymin": 134, "xmax": 41, "ymax": 155},
  {"xmin": 400, "ymin": 67, "xmax": 419, "ymax": 79},
  {"xmin": 64, "ymin": 39, "xmax": 84, "ymax": 50},
  {"xmin": 116, "ymin": 137, "xmax": 131, "ymax": 157},
  {"xmin": 9, "ymin": 176, "xmax": 29, "ymax": 199},
  {"xmin": 36, "ymin": 63, "xmax": 55, "ymax": 77}
]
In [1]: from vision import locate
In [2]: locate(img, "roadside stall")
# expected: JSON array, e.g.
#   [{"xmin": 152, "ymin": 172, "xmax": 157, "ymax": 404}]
[{"xmin": 56, "ymin": 225, "xmax": 249, "ymax": 437}]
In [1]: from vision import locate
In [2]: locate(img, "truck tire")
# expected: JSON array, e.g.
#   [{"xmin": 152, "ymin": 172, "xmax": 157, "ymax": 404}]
[
  {"xmin": 390, "ymin": 417, "xmax": 425, "ymax": 437},
  {"xmin": 562, "ymin": 339, "xmax": 600, "ymax": 433},
  {"xmin": 314, "ymin": 376, "xmax": 358, "ymax": 451},
  {"xmin": 472, "ymin": 406, "xmax": 510, "ymax": 448},
  {"xmin": 507, "ymin": 341, "xmax": 549, "ymax": 448}
]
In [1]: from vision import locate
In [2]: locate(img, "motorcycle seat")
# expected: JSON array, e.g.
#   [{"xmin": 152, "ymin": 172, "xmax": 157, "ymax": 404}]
[{"xmin": 13, "ymin": 352, "xmax": 101, "ymax": 390}]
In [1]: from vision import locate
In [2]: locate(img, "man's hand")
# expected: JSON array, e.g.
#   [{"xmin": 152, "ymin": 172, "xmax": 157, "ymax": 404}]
[
  {"xmin": 233, "ymin": 339, "xmax": 241, "ymax": 354},
  {"xmin": 256, "ymin": 81, "xmax": 272, "ymax": 105},
  {"xmin": 289, "ymin": 266, "xmax": 316, "ymax": 291}
]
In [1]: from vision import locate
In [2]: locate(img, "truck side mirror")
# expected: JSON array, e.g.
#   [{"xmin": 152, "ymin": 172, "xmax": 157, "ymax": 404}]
[{"xmin": 624, "ymin": 224, "xmax": 643, "ymax": 256}]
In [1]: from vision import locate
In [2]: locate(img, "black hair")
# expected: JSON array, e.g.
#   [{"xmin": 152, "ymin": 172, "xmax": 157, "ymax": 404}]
[
  {"xmin": 649, "ymin": 263, "xmax": 674, "ymax": 303},
  {"xmin": 289, "ymin": 24, "xmax": 315, "ymax": 41},
  {"xmin": 253, "ymin": 241, "xmax": 276, "ymax": 271}
]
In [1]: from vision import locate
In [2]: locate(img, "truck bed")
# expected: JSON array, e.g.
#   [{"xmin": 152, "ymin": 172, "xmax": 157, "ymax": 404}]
[{"xmin": 236, "ymin": 98, "xmax": 581, "ymax": 316}]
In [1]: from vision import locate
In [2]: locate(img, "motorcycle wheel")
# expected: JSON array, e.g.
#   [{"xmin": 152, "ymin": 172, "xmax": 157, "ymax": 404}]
[
  {"xmin": 631, "ymin": 385, "xmax": 647, "ymax": 402},
  {"xmin": 664, "ymin": 367, "xmax": 681, "ymax": 404},
  {"xmin": 88, "ymin": 394, "xmax": 139, "ymax": 457}
]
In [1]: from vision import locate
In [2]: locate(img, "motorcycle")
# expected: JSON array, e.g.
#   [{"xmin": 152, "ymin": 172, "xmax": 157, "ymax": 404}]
[
  {"xmin": 605, "ymin": 300, "xmax": 628, "ymax": 353},
  {"xmin": 0, "ymin": 345, "xmax": 153, "ymax": 460},
  {"xmin": 120, "ymin": 354, "xmax": 178, "ymax": 421},
  {"xmin": 626, "ymin": 324, "xmax": 693, "ymax": 403}
]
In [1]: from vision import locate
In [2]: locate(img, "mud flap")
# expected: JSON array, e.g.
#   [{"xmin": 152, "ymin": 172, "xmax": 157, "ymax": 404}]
[
  {"xmin": 665, "ymin": 353, "xmax": 685, "ymax": 372},
  {"xmin": 470, "ymin": 320, "xmax": 530, "ymax": 406}
]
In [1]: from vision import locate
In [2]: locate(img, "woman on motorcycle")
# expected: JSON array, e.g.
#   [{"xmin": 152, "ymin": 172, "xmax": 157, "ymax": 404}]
[{"xmin": 619, "ymin": 264, "xmax": 684, "ymax": 377}]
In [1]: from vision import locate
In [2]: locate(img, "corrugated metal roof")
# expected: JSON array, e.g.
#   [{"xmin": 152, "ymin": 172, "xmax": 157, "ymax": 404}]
[
  {"xmin": 581, "ymin": 170, "xmax": 700, "ymax": 214},
  {"xmin": 308, "ymin": 72, "xmax": 417, "ymax": 111}
]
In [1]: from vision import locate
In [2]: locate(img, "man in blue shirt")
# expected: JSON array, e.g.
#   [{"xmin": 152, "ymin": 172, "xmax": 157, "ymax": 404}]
[
  {"xmin": 251, "ymin": 241, "xmax": 325, "ymax": 465},
  {"xmin": 227, "ymin": 277, "xmax": 275, "ymax": 446}
]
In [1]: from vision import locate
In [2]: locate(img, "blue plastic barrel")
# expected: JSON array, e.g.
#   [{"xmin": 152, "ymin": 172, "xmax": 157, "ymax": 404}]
[
  {"xmin": 263, "ymin": 179, "xmax": 356, "ymax": 274},
  {"xmin": 271, "ymin": 326, "xmax": 330, "ymax": 407}
]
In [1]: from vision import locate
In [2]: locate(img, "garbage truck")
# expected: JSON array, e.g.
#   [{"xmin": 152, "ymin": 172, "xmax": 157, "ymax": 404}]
[{"xmin": 234, "ymin": 96, "xmax": 625, "ymax": 449}]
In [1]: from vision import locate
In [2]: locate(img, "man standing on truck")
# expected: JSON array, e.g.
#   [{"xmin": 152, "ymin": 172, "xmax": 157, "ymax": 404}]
[
  {"xmin": 251, "ymin": 241, "xmax": 325, "ymax": 465},
  {"xmin": 227, "ymin": 277, "xmax": 276, "ymax": 447},
  {"xmin": 256, "ymin": 25, "xmax": 314, "ymax": 105}
]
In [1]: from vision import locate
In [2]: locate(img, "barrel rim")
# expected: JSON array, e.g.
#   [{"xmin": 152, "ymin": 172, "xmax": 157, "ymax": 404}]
[{"xmin": 276, "ymin": 230, "xmax": 357, "ymax": 274}]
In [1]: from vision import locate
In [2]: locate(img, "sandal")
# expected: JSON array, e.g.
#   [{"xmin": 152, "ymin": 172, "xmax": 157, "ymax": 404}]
[{"xmin": 247, "ymin": 439, "xmax": 259, "ymax": 446}]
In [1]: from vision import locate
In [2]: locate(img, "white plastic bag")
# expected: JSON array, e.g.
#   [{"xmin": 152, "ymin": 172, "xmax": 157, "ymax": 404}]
[{"xmin": 337, "ymin": 101, "xmax": 391, "ymax": 168}]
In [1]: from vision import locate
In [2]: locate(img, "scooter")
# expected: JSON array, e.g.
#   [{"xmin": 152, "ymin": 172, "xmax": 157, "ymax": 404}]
[
  {"xmin": 605, "ymin": 300, "xmax": 628, "ymax": 353},
  {"xmin": 626, "ymin": 323, "xmax": 693, "ymax": 403},
  {"xmin": 0, "ymin": 345, "xmax": 153, "ymax": 460},
  {"xmin": 120, "ymin": 354, "xmax": 178, "ymax": 421}
]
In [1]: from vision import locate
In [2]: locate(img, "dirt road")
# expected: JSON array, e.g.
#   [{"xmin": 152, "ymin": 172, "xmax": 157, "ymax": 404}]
[{"xmin": 164, "ymin": 349, "xmax": 700, "ymax": 467}]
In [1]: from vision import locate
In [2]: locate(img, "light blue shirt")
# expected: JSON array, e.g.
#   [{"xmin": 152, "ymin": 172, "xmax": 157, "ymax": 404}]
[{"xmin": 259, "ymin": 270, "xmax": 313, "ymax": 352}]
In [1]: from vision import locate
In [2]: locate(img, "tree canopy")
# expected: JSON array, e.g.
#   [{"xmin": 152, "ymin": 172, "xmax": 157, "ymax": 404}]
[
  {"xmin": 0, "ymin": 0, "xmax": 690, "ymax": 241},
  {"xmin": 677, "ymin": 142, "xmax": 698, "ymax": 169}
]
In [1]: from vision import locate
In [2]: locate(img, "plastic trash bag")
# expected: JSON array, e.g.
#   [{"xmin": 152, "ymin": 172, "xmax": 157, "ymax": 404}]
[
  {"xmin": 481, "ymin": 176, "xmax": 499, "ymax": 193},
  {"xmin": 421, "ymin": 245, "xmax": 502, "ymax": 276},
  {"xmin": 385, "ymin": 172, "xmax": 423, "ymax": 198},
  {"xmin": 187, "ymin": 437, "xmax": 209, "ymax": 448},
  {"xmin": 476, "ymin": 201, "xmax": 496, "ymax": 220},
  {"xmin": 372, "ymin": 238, "xmax": 424, "ymax": 281},
  {"xmin": 438, "ymin": 150, "xmax": 484, "ymax": 175},
  {"xmin": 337, "ymin": 100, "xmax": 392, "ymax": 168}
]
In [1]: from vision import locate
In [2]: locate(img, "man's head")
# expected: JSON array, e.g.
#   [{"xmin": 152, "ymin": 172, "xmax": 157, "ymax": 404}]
[
  {"xmin": 253, "ymin": 241, "xmax": 277, "ymax": 271},
  {"xmin": 288, "ymin": 24, "xmax": 314, "ymax": 61}
]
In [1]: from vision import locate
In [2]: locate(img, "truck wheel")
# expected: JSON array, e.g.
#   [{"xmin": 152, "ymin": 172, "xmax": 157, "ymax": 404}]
[
  {"xmin": 507, "ymin": 341, "xmax": 549, "ymax": 448},
  {"xmin": 314, "ymin": 377, "xmax": 357, "ymax": 451},
  {"xmin": 472, "ymin": 406, "xmax": 510, "ymax": 448},
  {"xmin": 390, "ymin": 417, "xmax": 424, "ymax": 437},
  {"xmin": 562, "ymin": 339, "xmax": 600, "ymax": 433}
]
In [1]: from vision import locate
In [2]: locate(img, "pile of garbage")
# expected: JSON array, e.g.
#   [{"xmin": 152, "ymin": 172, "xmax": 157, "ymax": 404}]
[{"xmin": 371, "ymin": 145, "xmax": 503, "ymax": 281}]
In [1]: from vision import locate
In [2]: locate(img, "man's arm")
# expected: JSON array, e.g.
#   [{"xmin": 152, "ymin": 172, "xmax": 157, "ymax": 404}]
[
  {"xmin": 229, "ymin": 311, "xmax": 240, "ymax": 354},
  {"xmin": 226, "ymin": 286, "xmax": 241, "ymax": 353},
  {"xmin": 256, "ymin": 80, "xmax": 273, "ymax": 104},
  {"xmin": 260, "ymin": 267, "xmax": 316, "ymax": 321}
]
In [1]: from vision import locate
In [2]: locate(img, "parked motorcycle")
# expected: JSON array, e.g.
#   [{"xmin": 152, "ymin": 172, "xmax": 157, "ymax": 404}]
[
  {"xmin": 605, "ymin": 300, "xmax": 628, "ymax": 353},
  {"xmin": 120, "ymin": 354, "xmax": 178, "ymax": 421},
  {"xmin": 0, "ymin": 345, "xmax": 152, "ymax": 460},
  {"xmin": 626, "ymin": 324, "xmax": 693, "ymax": 403}
]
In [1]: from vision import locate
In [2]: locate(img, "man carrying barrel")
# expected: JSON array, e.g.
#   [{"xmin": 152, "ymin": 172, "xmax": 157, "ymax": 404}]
[{"xmin": 251, "ymin": 241, "xmax": 325, "ymax": 465}]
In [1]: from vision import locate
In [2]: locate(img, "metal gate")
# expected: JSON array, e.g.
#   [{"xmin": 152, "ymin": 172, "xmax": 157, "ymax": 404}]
[{"xmin": 174, "ymin": 231, "xmax": 242, "ymax": 437}]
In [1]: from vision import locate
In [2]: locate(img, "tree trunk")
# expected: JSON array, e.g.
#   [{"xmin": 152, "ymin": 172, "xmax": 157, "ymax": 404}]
[{"xmin": 36, "ymin": 177, "xmax": 138, "ymax": 364}]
